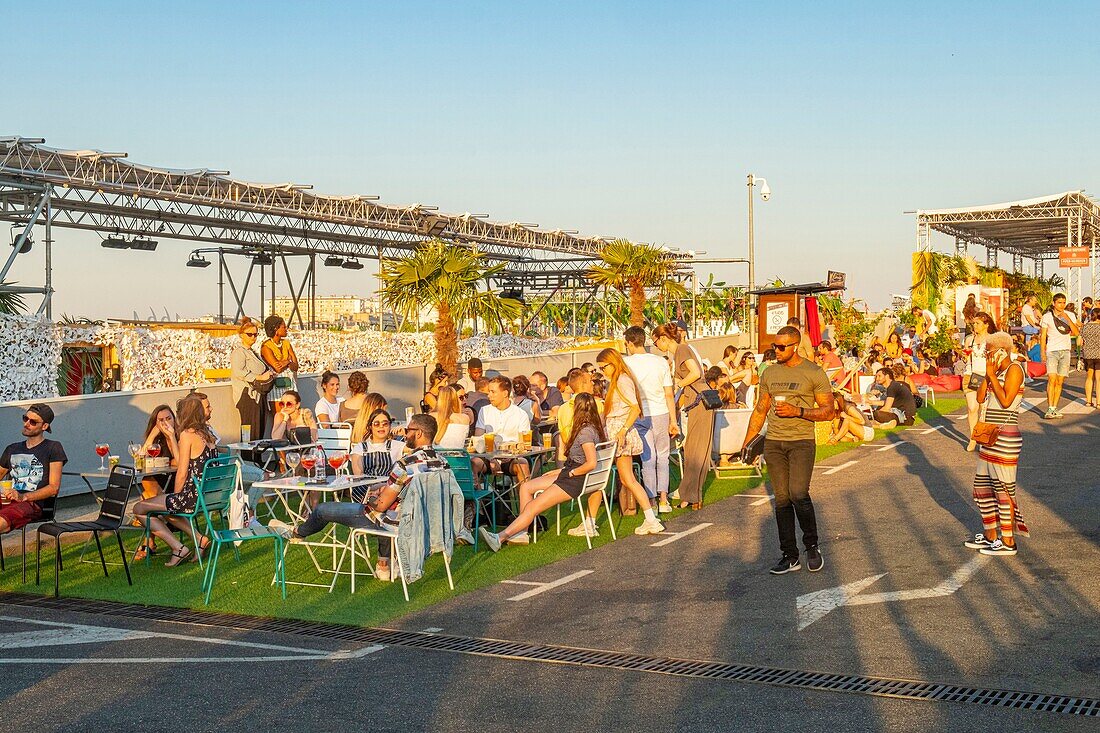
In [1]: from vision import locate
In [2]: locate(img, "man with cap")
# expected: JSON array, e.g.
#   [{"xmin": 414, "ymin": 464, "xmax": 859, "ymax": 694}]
[{"xmin": 0, "ymin": 403, "xmax": 67, "ymax": 535}]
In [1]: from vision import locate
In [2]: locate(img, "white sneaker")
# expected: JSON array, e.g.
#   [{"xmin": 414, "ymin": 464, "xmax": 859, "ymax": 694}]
[
  {"xmin": 479, "ymin": 527, "xmax": 502, "ymax": 552},
  {"xmin": 657, "ymin": 502, "xmax": 673, "ymax": 514},
  {"xmin": 267, "ymin": 518, "xmax": 296, "ymax": 540},
  {"xmin": 669, "ymin": 490, "xmax": 681, "ymax": 501},
  {"xmin": 456, "ymin": 528, "xmax": 475, "ymax": 545},
  {"xmin": 634, "ymin": 517, "xmax": 665, "ymax": 536},
  {"xmin": 567, "ymin": 519, "xmax": 599, "ymax": 537},
  {"xmin": 505, "ymin": 532, "xmax": 530, "ymax": 545}
]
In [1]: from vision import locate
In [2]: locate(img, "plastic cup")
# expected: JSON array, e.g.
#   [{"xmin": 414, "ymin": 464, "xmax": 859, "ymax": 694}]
[
  {"xmin": 542, "ymin": 432, "xmax": 552, "ymax": 449},
  {"xmin": 240, "ymin": 426, "xmax": 251, "ymax": 443},
  {"xmin": 109, "ymin": 455, "xmax": 120, "ymax": 468},
  {"xmin": 484, "ymin": 433, "xmax": 496, "ymax": 452}
]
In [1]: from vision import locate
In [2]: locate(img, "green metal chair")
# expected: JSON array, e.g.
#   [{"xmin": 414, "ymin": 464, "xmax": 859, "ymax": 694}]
[
  {"xmin": 196, "ymin": 466, "xmax": 286, "ymax": 605},
  {"xmin": 437, "ymin": 449, "xmax": 495, "ymax": 551},
  {"xmin": 143, "ymin": 456, "xmax": 237, "ymax": 571}
]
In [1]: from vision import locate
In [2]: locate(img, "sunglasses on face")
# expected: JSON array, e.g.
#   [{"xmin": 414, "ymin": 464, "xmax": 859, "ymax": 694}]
[
  {"xmin": 244, "ymin": 331, "xmax": 258, "ymax": 337},
  {"xmin": 22, "ymin": 414, "xmax": 42, "ymax": 426},
  {"xmin": 371, "ymin": 420, "xmax": 391, "ymax": 427},
  {"xmin": 773, "ymin": 342, "xmax": 797, "ymax": 352}
]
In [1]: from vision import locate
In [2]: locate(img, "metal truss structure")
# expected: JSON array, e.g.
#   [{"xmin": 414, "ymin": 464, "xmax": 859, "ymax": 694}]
[
  {"xmin": 916, "ymin": 191, "xmax": 1100, "ymax": 303},
  {"xmin": 0, "ymin": 136, "xmax": 692, "ymax": 321}
]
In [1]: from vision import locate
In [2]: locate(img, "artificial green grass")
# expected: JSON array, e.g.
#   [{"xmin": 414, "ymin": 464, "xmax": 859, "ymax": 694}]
[{"xmin": 1, "ymin": 397, "xmax": 965, "ymax": 627}]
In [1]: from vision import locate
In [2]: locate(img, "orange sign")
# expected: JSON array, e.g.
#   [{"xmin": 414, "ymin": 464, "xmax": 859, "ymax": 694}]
[{"xmin": 1059, "ymin": 246, "xmax": 1090, "ymax": 268}]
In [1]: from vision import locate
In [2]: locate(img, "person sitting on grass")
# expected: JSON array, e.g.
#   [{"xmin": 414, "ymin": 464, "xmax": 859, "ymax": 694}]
[
  {"xmin": 271, "ymin": 413, "xmax": 446, "ymax": 581},
  {"xmin": 830, "ymin": 392, "xmax": 874, "ymax": 443},
  {"xmin": 480, "ymin": 394, "xmax": 606, "ymax": 551},
  {"xmin": 869, "ymin": 367, "xmax": 916, "ymax": 428}
]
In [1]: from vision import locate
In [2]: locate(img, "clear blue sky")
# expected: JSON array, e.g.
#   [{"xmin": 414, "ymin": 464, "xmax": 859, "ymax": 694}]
[{"xmin": 8, "ymin": 0, "xmax": 1100, "ymax": 319}]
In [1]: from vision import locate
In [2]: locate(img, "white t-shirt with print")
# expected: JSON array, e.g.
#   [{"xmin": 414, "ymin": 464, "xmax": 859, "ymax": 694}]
[
  {"xmin": 624, "ymin": 352, "xmax": 673, "ymax": 417},
  {"xmin": 475, "ymin": 402, "xmax": 531, "ymax": 442},
  {"xmin": 1041, "ymin": 310, "xmax": 1077, "ymax": 352}
]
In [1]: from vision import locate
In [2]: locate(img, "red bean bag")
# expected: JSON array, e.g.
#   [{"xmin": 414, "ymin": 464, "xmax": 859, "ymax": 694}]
[
  {"xmin": 1026, "ymin": 361, "xmax": 1047, "ymax": 378},
  {"xmin": 910, "ymin": 372, "xmax": 933, "ymax": 387},
  {"xmin": 931, "ymin": 374, "xmax": 962, "ymax": 392}
]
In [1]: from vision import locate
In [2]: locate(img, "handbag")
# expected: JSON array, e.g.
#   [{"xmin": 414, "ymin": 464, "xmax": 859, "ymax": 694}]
[
  {"xmin": 274, "ymin": 375, "xmax": 293, "ymax": 390},
  {"xmin": 966, "ymin": 373, "xmax": 984, "ymax": 391},
  {"xmin": 698, "ymin": 389, "xmax": 723, "ymax": 410},
  {"xmin": 252, "ymin": 376, "xmax": 276, "ymax": 396},
  {"xmin": 971, "ymin": 422, "xmax": 1001, "ymax": 446},
  {"xmin": 740, "ymin": 433, "xmax": 765, "ymax": 465}
]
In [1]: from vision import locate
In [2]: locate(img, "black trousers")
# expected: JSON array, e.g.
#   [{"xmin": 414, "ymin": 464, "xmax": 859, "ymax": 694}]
[
  {"xmin": 763, "ymin": 439, "xmax": 818, "ymax": 559},
  {"xmin": 235, "ymin": 391, "xmax": 267, "ymax": 440}
]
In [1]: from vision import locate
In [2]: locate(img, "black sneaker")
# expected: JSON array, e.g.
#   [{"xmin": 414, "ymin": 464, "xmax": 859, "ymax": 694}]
[
  {"xmin": 769, "ymin": 555, "xmax": 801, "ymax": 575},
  {"xmin": 806, "ymin": 546, "xmax": 824, "ymax": 572},
  {"xmin": 963, "ymin": 533, "xmax": 992, "ymax": 550}
]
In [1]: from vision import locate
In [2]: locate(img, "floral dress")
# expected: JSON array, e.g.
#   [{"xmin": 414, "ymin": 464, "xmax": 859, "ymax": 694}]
[{"xmin": 165, "ymin": 443, "xmax": 219, "ymax": 513}]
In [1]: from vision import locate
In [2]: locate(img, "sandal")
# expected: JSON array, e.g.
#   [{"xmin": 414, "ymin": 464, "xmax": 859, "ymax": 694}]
[
  {"xmin": 132, "ymin": 541, "xmax": 157, "ymax": 562},
  {"xmin": 194, "ymin": 538, "xmax": 212, "ymax": 562},
  {"xmin": 165, "ymin": 546, "xmax": 192, "ymax": 567}
]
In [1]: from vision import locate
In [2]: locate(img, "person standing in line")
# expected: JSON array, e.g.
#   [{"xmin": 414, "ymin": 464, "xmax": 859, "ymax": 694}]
[
  {"xmin": 230, "ymin": 318, "xmax": 275, "ymax": 440},
  {"xmin": 1080, "ymin": 307, "xmax": 1100, "ymax": 408},
  {"xmin": 741, "ymin": 326, "xmax": 834, "ymax": 575},
  {"xmin": 623, "ymin": 326, "xmax": 679, "ymax": 513},
  {"xmin": 963, "ymin": 331, "xmax": 1029, "ymax": 556},
  {"xmin": 1039, "ymin": 293, "xmax": 1079, "ymax": 419},
  {"xmin": 653, "ymin": 323, "xmax": 710, "ymax": 510}
]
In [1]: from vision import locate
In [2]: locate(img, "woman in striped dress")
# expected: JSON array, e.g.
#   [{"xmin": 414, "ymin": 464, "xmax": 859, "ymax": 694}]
[{"xmin": 964, "ymin": 331, "xmax": 1029, "ymax": 556}]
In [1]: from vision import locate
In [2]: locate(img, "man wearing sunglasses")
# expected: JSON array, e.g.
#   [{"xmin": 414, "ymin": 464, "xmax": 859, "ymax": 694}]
[
  {"xmin": 0, "ymin": 404, "xmax": 67, "ymax": 536},
  {"xmin": 742, "ymin": 327, "xmax": 834, "ymax": 575}
]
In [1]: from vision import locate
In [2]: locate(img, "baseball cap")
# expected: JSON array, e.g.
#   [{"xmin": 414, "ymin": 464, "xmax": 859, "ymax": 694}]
[
  {"xmin": 672, "ymin": 319, "xmax": 689, "ymax": 332},
  {"xmin": 27, "ymin": 403, "xmax": 55, "ymax": 432}
]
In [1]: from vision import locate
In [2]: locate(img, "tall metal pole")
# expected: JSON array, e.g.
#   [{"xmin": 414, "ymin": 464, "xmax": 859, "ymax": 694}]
[
  {"xmin": 747, "ymin": 174, "xmax": 756, "ymax": 350},
  {"xmin": 217, "ymin": 250, "xmax": 225, "ymax": 324},
  {"xmin": 44, "ymin": 189, "xmax": 53, "ymax": 319}
]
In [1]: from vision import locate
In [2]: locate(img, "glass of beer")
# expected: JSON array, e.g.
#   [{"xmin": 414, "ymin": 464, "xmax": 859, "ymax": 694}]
[
  {"xmin": 542, "ymin": 432, "xmax": 553, "ymax": 449},
  {"xmin": 484, "ymin": 432, "xmax": 496, "ymax": 452},
  {"xmin": 520, "ymin": 430, "xmax": 533, "ymax": 449}
]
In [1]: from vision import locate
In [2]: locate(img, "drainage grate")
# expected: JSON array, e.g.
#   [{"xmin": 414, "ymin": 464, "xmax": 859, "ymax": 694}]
[{"xmin": 2, "ymin": 592, "xmax": 1096, "ymax": 717}]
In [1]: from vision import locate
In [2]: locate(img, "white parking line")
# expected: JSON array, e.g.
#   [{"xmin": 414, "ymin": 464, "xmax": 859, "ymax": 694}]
[
  {"xmin": 919, "ymin": 426, "xmax": 943, "ymax": 434},
  {"xmin": 823, "ymin": 460, "xmax": 858, "ymax": 475},
  {"xmin": 502, "ymin": 570, "xmax": 594, "ymax": 601},
  {"xmin": 876, "ymin": 442, "xmax": 903, "ymax": 452},
  {"xmin": 650, "ymin": 523, "xmax": 713, "ymax": 547},
  {"xmin": 750, "ymin": 496, "xmax": 773, "ymax": 507}
]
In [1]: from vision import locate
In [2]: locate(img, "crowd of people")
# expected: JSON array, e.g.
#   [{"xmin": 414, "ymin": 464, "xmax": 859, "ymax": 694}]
[{"xmin": 1, "ymin": 292, "xmax": 1094, "ymax": 585}]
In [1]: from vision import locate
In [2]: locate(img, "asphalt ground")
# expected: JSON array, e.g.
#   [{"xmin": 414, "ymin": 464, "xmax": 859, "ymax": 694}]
[{"xmin": 0, "ymin": 378, "xmax": 1096, "ymax": 732}]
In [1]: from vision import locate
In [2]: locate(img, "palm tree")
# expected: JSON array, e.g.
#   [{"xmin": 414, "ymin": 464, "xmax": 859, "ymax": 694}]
[
  {"xmin": 586, "ymin": 239, "xmax": 685, "ymax": 327},
  {"xmin": 376, "ymin": 240, "xmax": 523, "ymax": 374},
  {"xmin": 0, "ymin": 281, "xmax": 26, "ymax": 314}
]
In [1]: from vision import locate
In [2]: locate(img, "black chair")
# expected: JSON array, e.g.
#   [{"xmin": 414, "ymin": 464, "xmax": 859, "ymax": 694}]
[
  {"xmin": 36, "ymin": 465, "xmax": 137, "ymax": 598},
  {"xmin": 0, "ymin": 495, "xmax": 59, "ymax": 582}
]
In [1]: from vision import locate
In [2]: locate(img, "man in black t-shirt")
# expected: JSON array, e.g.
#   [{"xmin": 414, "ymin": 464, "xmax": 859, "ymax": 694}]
[
  {"xmin": 871, "ymin": 368, "xmax": 916, "ymax": 428},
  {"xmin": 0, "ymin": 403, "xmax": 67, "ymax": 533}
]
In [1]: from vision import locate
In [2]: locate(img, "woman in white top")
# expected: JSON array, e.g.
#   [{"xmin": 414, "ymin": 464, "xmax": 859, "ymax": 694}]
[
  {"xmin": 314, "ymin": 371, "xmax": 344, "ymax": 428},
  {"xmin": 350, "ymin": 408, "xmax": 407, "ymax": 501},
  {"xmin": 717, "ymin": 345, "xmax": 740, "ymax": 376},
  {"xmin": 596, "ymin": 347, "xmax": 665, "ymax": 535},
  {"xmin": 432, "ymin": 386, "xmax": 472, "ymax": 449},
  {"xmin": 727, "ymin": 351, "xmax": 760, "ymax": 406},
  {"xmin": 963, "ymin": 312, "xmax": 996, "ymax": 452}
]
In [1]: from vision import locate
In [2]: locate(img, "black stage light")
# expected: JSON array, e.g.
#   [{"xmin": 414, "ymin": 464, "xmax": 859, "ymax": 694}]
[
  {"xmin": 101, "ymin": 236, "xmax": 130, "ymax": 249},
  {"xmin": 129, "ymin": 237, "xmax": 158, "ymax": 251},
  {"xmin": 341, "ymin": 258, "xmax": 364, "ymax": 270},
  {"xmin": 324, "ymin": 256, "xmax": 344, "ymax": 267},
  {"xmin": 186, "ymin": 253, "xmax": 211, "ymax": 268}
]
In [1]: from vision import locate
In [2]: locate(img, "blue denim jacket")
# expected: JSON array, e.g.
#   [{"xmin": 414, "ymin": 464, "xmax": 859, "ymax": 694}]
[{"xmin": 395, "ymin": 469, "xmax": 463, "ymax": 583}]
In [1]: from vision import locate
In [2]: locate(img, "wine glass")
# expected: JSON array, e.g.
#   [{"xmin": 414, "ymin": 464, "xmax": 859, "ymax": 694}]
[
  {"xmin": 328, "ymin": 450, "xmax": 347, "ymax": 475},
  {"xmin": 95, "ymin": 443, "xmax": 110, "ymax": 471},
  {"xmin": 299, "ymin": 450, "xmax": 317, "ymax": 474},
  {"xmin": 146, "ymin": 443, "xmax": 161, "ymax": 463},
  {"xmin": 285, "ymin": 451, "xmax": 301, "ymax": 477}
]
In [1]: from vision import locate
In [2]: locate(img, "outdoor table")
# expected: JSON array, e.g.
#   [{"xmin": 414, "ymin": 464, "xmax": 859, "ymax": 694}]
[
  {"xmin": 250, "ymin": 473, "xmax": 386, "ymax": 592},
  {"xmin": 469, "ymin": 446, "xmax": 555, "ymax": 512},
  {"xmin": 226, "ymin": 440, "xmax": 320, "ymax": 453}
]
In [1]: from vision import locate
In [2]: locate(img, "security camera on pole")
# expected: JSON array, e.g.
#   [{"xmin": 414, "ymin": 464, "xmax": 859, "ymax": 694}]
[{"xmin": 747, "ymin": 174, "xmax": 770, "ymax": 350}]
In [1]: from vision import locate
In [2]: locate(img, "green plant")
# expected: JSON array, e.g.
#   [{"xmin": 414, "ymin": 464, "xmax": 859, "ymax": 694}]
[
  {"xmin": 587, "ymin": 239, "xmax": 686, "ymax": 327},
  {"xmin": 377, "ymin": 240, "xmax": 522, "ymax": 373},
  {"xmin": 921, "ymin": 318, "xmax": 959, "ymax": 357},
  {"xmin": 0, "ymin": 282, "xmax": 26, "ymax": 314}
]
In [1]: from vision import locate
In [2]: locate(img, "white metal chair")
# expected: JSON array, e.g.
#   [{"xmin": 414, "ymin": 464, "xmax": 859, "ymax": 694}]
[
  {"xmin": 317, "ymin": 422, "xmax": 353, "ymax": 453},
  {"xmin": 532, "ymin": 440, "xmax": 617, "ymax": 550},
  {"xmin": 918, "ymin": 384, "xmax": 936, "ymax": 405},
  {"xmin": 347, "ymin": 471, "xmax": 458, "ymax": 600}
]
